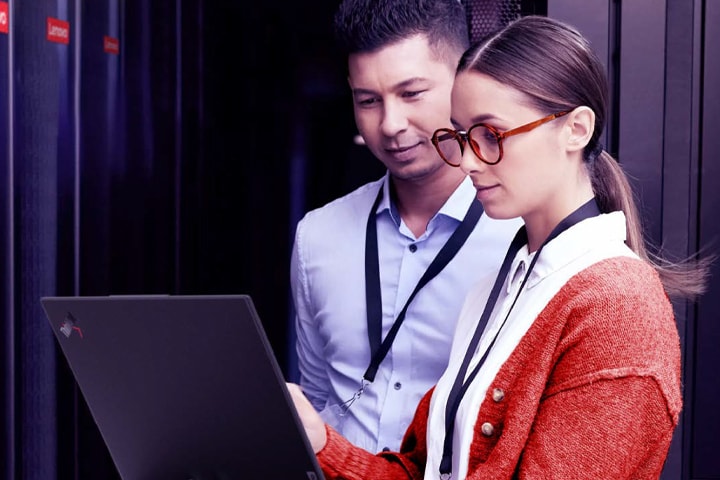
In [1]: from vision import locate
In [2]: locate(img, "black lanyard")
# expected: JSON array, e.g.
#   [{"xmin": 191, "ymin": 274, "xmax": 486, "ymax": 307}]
[
  {"xmin": 438, "ymin": 197, "xmax": 601, "ymax": 479},
  {"xmin": 363, "ymin": 184, "xmax": 483, "ymax": 383}
]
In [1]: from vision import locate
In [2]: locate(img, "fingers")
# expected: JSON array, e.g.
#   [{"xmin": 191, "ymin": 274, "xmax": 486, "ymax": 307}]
[{"xmin": 286, "ymin": 382, "xmax": 328, "ymax": 453}]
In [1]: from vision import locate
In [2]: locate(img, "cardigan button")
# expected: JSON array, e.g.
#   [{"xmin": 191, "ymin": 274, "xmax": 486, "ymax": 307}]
[
  {"xmin": 492, "ymin": 388, "xmax": 505, "ymax": 402},
  {"xmin": 481, "ymin": 422, "xmax": 494, "ymax": 436}
]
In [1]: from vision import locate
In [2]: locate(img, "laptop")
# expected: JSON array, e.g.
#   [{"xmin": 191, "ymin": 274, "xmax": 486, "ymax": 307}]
[{"xmin": 41, "ymin": 294, "xmax": 325, "ymax": 480}]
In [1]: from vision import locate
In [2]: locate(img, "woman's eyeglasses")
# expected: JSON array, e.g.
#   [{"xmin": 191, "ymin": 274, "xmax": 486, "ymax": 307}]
[{"xmin": 431, "ymin": 111, "xmax": 570, "ymax": 166}]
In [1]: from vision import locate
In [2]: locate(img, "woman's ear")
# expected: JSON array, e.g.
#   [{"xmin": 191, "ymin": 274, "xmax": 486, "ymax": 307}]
[{"xmin": 564, "ymin": 106, "xmax": 595, "ymax": 153}]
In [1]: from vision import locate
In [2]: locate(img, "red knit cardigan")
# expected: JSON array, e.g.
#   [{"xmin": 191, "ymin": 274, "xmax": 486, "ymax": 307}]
[{"xmin": 317, "ymin": 256, "xmax": 682, "ymax": 479}]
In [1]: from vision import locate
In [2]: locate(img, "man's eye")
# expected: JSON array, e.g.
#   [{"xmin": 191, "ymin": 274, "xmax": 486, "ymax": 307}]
[
  {"xmin": 402, "ymin": 90, "xmax": 425, "ymax": 98},
  {"xmin": 357, "ymin": 97, "xmax": 379, "ymax": 107}
]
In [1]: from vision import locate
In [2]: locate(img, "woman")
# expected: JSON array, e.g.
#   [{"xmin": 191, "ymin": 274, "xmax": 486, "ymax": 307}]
[{"xmin": 288, "ymin": 15, "xmax": 708, "ymax": 479}]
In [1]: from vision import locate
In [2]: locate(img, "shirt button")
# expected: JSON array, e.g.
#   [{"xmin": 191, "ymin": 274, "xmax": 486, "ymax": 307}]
[
  {"xmin": 382, "ymin": 446, "xmax": 390, "ymax": 452},
  {"xmin": 492, "ymin": 388, "xmax": 505, "ymax": 402},
  {"xmin": 394, "ymin": 382, "xmax": 402, "ymax": 390},
  {"xmin": 408, "ymin": 244, "xmax": 417, "ymax": 252}
]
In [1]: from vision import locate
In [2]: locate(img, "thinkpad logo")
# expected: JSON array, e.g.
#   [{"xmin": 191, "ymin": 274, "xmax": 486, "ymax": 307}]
[{"xmin": 59, "ymin": 312, "xmax": 83, "ymax": 339}]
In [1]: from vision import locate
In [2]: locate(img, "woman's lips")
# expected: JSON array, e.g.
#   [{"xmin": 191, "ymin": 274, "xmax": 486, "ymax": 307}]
[{"xmin": 474, "ymin": 183, "xmax": 499, "ymax": 201}]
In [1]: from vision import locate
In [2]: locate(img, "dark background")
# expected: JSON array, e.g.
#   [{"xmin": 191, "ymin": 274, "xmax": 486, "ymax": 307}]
[{"xmin": 1, "ymin": 0, "xmax": 718, "ymax": 479}]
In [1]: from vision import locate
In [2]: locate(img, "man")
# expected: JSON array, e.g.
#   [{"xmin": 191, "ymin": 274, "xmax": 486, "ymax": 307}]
[{"xmin": 290, "ymin": 0, "xmax": 521, "ymax": 453}]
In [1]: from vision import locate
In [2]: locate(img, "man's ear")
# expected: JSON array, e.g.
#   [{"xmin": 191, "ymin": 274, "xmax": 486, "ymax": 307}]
[{"xmin": 565, "ymin": 106, "xmax": 595, "ymax": 153}]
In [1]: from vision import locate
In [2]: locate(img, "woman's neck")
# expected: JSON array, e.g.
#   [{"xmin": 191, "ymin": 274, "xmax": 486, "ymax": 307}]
[{"xmin": 524, "ymin": 188, "xmax": 595, "ymax": 253}]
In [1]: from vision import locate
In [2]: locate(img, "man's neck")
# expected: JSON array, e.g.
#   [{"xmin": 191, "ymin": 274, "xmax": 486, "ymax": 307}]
[{"xmin": 391, "ymin": 170, "xmax": 466, "ymax": 238}]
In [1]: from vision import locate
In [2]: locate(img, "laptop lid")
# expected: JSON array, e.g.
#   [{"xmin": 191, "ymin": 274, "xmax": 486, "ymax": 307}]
[{"xmin": 41, "ymin": 294, "xmax": 324, "ymax": 480}]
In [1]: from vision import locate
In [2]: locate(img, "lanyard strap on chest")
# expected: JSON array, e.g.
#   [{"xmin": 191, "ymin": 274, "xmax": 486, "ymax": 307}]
[
  {"xmin": 438, "ymin": 197, "xmax": 601, "ymax": 479},
  {"xmin": 364, "ymin": 185, "xmax": 484, "ymax": 383}
]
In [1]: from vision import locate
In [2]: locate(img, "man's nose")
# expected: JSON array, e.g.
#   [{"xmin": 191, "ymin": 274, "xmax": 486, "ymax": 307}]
[{"xmin": 380, "ymin": 101, "xmax": 409, "ymax": 137}]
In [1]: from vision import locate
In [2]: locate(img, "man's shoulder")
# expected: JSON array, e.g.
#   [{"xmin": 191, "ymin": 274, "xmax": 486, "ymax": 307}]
[{"xmin": 300, "ymin": 178, "xmax": 384, "ymax": 226}]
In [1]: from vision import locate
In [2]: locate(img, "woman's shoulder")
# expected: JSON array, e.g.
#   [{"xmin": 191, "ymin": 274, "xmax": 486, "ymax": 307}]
[
  {"xmin": 560, "ymin": 256, "xmax": 668, "ymax": 308},
  {"xmin": 534, "ymin": 256, "xmax": 677, "ymax": 372},
  {"xmin": 537, "ymin": 256, "xmax": 682, "ymax": 420},
  {"xmin": 540, "ymin": 256, "xmax": 678, "ymax": 376}
]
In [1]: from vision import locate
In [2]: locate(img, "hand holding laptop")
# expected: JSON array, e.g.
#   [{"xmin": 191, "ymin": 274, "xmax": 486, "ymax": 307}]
[{"xmin": 287, "ymin": 382, "xmax": 328, "ymax": 453}]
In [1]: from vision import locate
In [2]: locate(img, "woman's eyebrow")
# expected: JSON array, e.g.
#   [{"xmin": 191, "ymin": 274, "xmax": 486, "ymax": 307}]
[
  {"xmin": 469, "ymin": 113, "xmax": 501, "ymax": 124},
  {"xmin": 449, "ymin": 113, "xmax": 503, "ymax": 129}
]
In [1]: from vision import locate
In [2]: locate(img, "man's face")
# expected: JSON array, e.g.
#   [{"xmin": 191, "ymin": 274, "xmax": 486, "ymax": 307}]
[{"xmin": 347, "ymin": 34, "xmax": 456, "ymax": 182}]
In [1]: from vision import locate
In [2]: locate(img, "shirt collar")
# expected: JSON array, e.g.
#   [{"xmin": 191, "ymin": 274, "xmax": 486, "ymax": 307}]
[
  {"xmin": 505, "ymin": 246, "xmax": 534, "ymax": 294},
  {"xmin": 376, "ymin": 174, "xmax": 477, "ymax": 226},
  {"xmin": 377, "ymin": 173, "xmax": 394, "ymax": 219},
  {"xmin": 506, "ymin": 211, "xmax": 628, "ymax": 291},
  {"xmin": 438, "ymin": 176, "xmax": 479, "ymax": 222}
]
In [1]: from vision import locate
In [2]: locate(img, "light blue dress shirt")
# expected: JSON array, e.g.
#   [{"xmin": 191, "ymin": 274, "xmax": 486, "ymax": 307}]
[{"xmin": 291, "ymin": 173, "xmax": 522, "ymax": 453}]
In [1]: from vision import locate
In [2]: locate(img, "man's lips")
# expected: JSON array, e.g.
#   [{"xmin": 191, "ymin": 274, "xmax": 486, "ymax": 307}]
[
  {"xmin": 385, "ymin": 143, "xmax": 421, "ymax": 161},
  {"xmin": 386, "ymin": 143, "xmax": 419, "ymax": 153}
]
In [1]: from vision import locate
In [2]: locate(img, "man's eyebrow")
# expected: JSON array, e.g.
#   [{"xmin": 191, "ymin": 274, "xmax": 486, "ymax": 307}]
[
  {"xmin": 351, "ymin": 88, "xmax": 376, "ymax": 97},
  {"xmin": 351, "ymin": 77, "xmax": 430, "ymax": 97}
]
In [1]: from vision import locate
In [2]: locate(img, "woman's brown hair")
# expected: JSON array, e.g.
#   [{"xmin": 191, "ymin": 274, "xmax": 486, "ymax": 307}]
[{"xmin": 458, "ymin": 15, "xmax": 709, "ymax": 299}]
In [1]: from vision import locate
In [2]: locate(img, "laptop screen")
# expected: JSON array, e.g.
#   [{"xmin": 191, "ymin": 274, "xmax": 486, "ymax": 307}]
[{"xmin": 41, "ymin": 294, "xmax": 324, "ymax": 480}]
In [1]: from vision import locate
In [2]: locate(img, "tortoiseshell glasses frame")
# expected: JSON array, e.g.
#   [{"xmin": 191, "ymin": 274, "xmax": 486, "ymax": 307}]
[{"xmin": 431, "ymin": 110, "xmax": 571, "ymax": 166}]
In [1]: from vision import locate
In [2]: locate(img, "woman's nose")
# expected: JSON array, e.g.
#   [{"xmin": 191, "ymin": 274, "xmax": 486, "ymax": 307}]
[{"xmin": 458, "ymin": 138, "xmax": 484, "ymax": 174}]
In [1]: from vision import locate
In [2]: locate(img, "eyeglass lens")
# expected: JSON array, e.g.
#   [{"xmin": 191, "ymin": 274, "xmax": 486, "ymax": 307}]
[{"xmin": 434, "ymin": 125, "xmax": 501, "ymax": 166}]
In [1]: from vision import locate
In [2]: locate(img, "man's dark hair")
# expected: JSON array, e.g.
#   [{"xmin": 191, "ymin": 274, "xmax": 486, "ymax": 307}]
[{"xmin": 333, "ymin": 0, "xmax": 469, "ymax": 63}]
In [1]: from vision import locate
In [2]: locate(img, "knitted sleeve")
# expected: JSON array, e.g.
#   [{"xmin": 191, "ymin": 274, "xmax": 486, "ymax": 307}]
[{"xmin": 317, "ymin": 388, "xmax": 433, "ymax": 479}]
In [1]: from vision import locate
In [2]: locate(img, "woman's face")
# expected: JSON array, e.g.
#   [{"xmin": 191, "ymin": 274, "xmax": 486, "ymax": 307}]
[{"xmin": 450, "ymin": 71, "xmax": 581, "ymax": 229}]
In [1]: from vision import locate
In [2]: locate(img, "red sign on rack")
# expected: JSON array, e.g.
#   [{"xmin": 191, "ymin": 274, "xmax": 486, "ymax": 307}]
[
  {"xmin": 104, "ymin": 35, "xmax": 119, "ymax": 55},
  {"xmin": 0, "ymin": 2, "xmax": 9, "ymax": 35},
  {"xmin": 47, "ymin": 17, "xmax": 70, "ymax": 44}
]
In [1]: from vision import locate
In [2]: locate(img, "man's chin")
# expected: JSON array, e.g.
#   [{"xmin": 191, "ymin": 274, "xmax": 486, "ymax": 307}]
[{"xmin": 386, "ymin": 162, "xmax": 445, "ymax": 182}]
